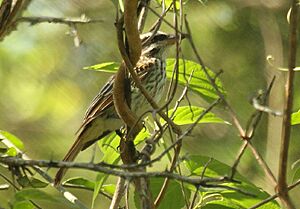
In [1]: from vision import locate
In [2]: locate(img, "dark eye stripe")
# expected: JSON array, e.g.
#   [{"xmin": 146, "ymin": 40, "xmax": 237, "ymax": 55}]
[
  {"xmin": 152, "ymin": 34, "xmax": 168, "ymax": 42},
  {"xmin": 141, "ymin": 33, "xmax": 168, "ymax": 45}
]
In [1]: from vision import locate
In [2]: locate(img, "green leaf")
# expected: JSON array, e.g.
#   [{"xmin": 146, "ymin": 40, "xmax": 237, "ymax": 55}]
[
  {"xmin": 17, "ymin": 176, "xmax": 48, "ymax": 188},
  {"xmin": 291, "ymin": 110, "xmax": 300, "ymax": 125},
  {"xmin": 98, "ymin": 132, "xmax": 120, "ymax": 164},
  {"xmin": 134, "ymin": 129, "xmax": 151, "ymax": 145},
  {"xmin": 63, "ymin": 177, "xmax": 115, "ymax": 196},
  {"xmin": 201, "ymin": 193, "xmax": 241, "ymax": 209},
  {"xmin": 156, "ymin": 0, "xmax": 183, "ymax": 9},
  {"xmin": 166, "ymin": 59, "xmax": 226, "ymax": 102},
  {"xmin": 14, "ymin": 188, "xmax": 58, "ymax": 202},
  {"xmin": 183, "ymin": 155, "xmax": 280, "ymax": 208},
  {"xmin": 134, "ymin": 178, "xmax": 190, "ymax": 209},
  {"xmin": 92, "ymin": 173, "xmax": 106, "ymax": 209},
  {"xmin": 184, "ymin": 155, "xmax": 232, "ymax": 178},
  {"xmin": 166, "ymin": 106, "xmax": 229, "ymax": 125},
  {"xmin": 83, "ymin": 62, "xmax": 119, "ymax": 73},
  {"xmin": 102, "ymin": 184, "xmax": 116, "ymax": 195},
  {"xmin": 63, "ymin": 177, "xmax": 95, "ymax": 190},
  {"xmin": 291, "ymin": 159, "xmax": 300, "ymax": 182},
  {"xmin": 13, "ymin": 201, "xmax": 35, "ymax": 209},
  {"xmin": 83, "ymin": 59, "xmax": 225, "ymax": 103},
  {"xmin": 6, "ymin": 147, "xmax": 18, "ymax": 156},
  {"xmin": 0, "ymin": 130, "xmax": 24, "ymax": 150}
]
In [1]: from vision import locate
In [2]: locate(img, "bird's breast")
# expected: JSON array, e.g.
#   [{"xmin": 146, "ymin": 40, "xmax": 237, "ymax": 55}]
[{"xmin": 131, "ymin": 57, "xmax": 166, "ymax": 115}]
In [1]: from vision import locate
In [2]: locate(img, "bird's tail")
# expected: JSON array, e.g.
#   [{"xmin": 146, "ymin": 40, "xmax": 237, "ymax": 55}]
[{"xmin": 54, "ymin": 138, "xmax": 83, "ymax": 186}]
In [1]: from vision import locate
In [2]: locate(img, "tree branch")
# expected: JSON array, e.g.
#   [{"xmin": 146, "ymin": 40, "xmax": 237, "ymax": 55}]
[
  {"xmin": 18, "ymin": 15, "xmax": 103, "ymax": 25},
  {"xmin": 277, "ymin": 1, "xmax": 298, "ymax": 208},
  {"xmin": 0, "ymin": 156, "xmax": 239, "ymax": 186}
]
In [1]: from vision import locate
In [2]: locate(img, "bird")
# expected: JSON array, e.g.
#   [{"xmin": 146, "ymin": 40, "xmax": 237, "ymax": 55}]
[{"xmin": 54, "ymin": 31, "xmax": 181, "ymax": 185}]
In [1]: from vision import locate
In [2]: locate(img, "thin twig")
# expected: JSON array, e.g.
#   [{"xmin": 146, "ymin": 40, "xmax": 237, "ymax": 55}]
[
  {"xmin": 247, "ymin": 143, "xmax": 277, "ymax": 186},
  {"xmin": 18, "ymin": 15, "xmax": 103, "ymax": 25},
  {"xmin": 230, "ymin": 77, "xmax": 277, "ymax": 186},
  {"xmin": 184, "ymin": 15, "xmax": 245, "ymax": 137},
  {"xmin": 249, "ymin": 179, "xmax": 300, "ymax": 209},
  {"xmin": 154, "ymin": 1, "xmax": 182, "ymax": 206},
  {"xmin": 109, "ymin": 177, "xmax": 126, "ymax": 209},
  {"xmin": 189, "ymin": 186, "xmax": 200, "ymax": 209},
  {"xmin": 230, "ymin": 140, "xmax": 249, "ymax": 179}
]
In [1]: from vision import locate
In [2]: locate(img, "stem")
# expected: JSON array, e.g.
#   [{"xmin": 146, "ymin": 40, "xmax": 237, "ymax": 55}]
[{"xmin": 277, "ymin": 1, "xmax": 298, "ymax": 208}]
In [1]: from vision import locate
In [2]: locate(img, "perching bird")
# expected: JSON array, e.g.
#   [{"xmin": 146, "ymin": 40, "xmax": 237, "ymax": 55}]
[{"xmin": 54, "ymin": 31, "xmax": 181, "ymax": 185}]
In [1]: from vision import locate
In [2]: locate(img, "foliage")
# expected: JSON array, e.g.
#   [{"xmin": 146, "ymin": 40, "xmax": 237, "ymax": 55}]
[{"xmin": 0, "ymin": 0, "xmax": 299, "ymax": 209}]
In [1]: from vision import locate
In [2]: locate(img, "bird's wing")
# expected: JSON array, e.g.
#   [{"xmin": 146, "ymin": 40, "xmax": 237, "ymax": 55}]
[{"xmin": 76, "ymin": 57, "xmax": 157, "ymax": 134}]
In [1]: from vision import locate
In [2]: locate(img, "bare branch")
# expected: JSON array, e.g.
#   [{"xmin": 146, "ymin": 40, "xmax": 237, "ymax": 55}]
[
  {"xmin": 18, "ymin": 15, "xmax": 103, "ymax": 25},
  {"xmin": 0, "ymin": 156, "xmax": 241, "ymax": 187}
]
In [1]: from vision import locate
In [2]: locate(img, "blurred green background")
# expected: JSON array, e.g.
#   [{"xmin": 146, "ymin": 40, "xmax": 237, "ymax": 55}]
[{"xmin": 1, "ymin": 0, "xmax": 300, "ymax": 208}]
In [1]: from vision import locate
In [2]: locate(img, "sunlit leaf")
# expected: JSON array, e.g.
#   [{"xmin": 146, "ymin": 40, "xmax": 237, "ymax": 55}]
[
  {"xmin": 83, "ymin": 59, "xmax": 225, "ymax": 103},
  {"xmin": 98, "ymin": 132, "xmax": 120, "ymax": 164},
  {"xmin": 63, "ymin": 177, "xmax": 95, "ymax": 190},
  {"xmin": 63, "ymin": 177, "xmax": 115, "ymax": 196},
  {"xmin": 13, "ymin": 201, "xmax": 35, "ymax": 209},
  {"xmin": 183, "ymin": 155, "xmax": 280, "ymax": 208},
  {"xmin": 98, "ymin": 130, "xmax": 150, "ymax": 163},
  {"xmin": 166, "ymin": 59, "xmax": 226, "ymax": 102},
  {"xmin": 166, "ymin": 106, "xmax": 229, "ymax": 125},
  {"xmin": 0, "ymin": 130, "xmax": 24, "ymax": 150},
  {"xmin": 155, "ymin": 0, "xmax": 186, "ymax": 9},
  {"xmin": 92, "ymin": 173, "xmax": 106, "ymax": 209},
  {"xmin": 134, "ymin": 129, "xmax": 151, "ymax": 145},
  {"xmin": 134, "ymin": 178, "xmax": 190, "ymax": 209},
  {"xmin": 201, "ymin": 193, "xmax": 241, "ymax": 209},
  {"xmin": 291, "ymin": 159, "xmax": 300, "ymax": 183},
  {"xmin": 83, "ymin": 62, "xmax": 119, "ymax": 73},
  {"xmin": 291, "ymin": 110, "xmax": 300, "ymax": 125},
  {"xmin": 14, "ymin": 188, "xmax": 58, "ymax": 202},
  {"xmin": 102, "ymin": 184, "xmax": 116, "ymax": 195},
  {"xmin": 6, "ymin": 147, "xmax": 18, "ymax": 156},
  {"xmin": 184, "ymin": 155, "xmax": 231, "ymax": 178},
  {"xmin": 17, "ymin": 176, "xmax": 48, "ymax": 188}
]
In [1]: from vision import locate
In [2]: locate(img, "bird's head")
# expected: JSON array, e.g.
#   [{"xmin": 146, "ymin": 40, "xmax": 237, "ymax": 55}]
[{"xmin": 140, "ymin": 31, "xmax": 184, "ymax": 58}]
